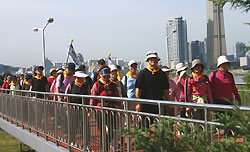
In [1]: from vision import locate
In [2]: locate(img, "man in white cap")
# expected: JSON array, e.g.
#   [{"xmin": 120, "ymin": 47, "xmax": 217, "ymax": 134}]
[
  {"xmin": 135, "ymin": 52, "xmax": 169, "ymax": 115},
  {"xmin": 121, "ymin": 60, "xmax": 138, "ymax": 109},
  {"xmin": 209, "ymin": 56, "xmax": 241, "ymax": 106}
]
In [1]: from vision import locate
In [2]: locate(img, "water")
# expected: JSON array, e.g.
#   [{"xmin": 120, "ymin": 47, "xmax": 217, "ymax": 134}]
[{"xmin": 234, "ymin": 75, "xmax": 246, "ymax": 84}]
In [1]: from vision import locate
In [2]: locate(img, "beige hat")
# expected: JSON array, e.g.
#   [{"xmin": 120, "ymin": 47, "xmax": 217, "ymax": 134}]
[
  {"xmin": 176, "ymin": 63, "xmax": 187, "ymax": 73},
  {"xmin": 128, "ymin": 60, "xmax": 137, "ymax": 66},
  {"xmin": 191, "ymin": 59, "xmax": 204, "ymax": 70},
  {"xmin": 145, "ymin": 51, "xmax": 160, "ymax": 61},
  {"xmin": 50, "ymin": 68, "xmax": 56, "ymax": 74},
  {"xmin": 217, "ymin": 56, "xmax": 230, "ymax": 67}
]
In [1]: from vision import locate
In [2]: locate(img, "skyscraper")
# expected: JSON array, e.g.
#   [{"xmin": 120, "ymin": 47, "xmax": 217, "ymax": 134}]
[
  {"xmin": 166, "ymin": 16, "xmax": 188, "ymax": 69},
  {"xmin": 233, "ymin": 42, "xmax": 246, "ymax": 59},
  {"xmin": 206, "ymin": 0, "xmax": 227, "ymax": 68},
  {"xmin": 188, "ymin": 40, "xmax": 206, "ymax": 64}
]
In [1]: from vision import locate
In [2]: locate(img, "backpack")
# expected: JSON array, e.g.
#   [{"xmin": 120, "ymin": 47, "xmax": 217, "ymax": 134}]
[{"xmin": 185, "ymin": 74, "xmax": 211, "ymax": 104}]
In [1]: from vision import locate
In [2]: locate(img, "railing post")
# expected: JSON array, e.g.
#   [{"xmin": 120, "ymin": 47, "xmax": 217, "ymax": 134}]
[
  {"xmin": 15, "ymin": 91, "xmax": 18, "ymax": 127},
  {"xmin": 54, "ymin": 97, "xmax": 58, "ymax": 146},
  {"xmin": 28, "ymin": 93, "xmax": 31, "ymax": 132},
  {"xmin": 204, "ymin": 107, "xmax": 208, "ymax": 141},
  {"xmin": 82, "ymin": 97, "xmax": 87, "ymax": 151},
  {"xmin": 67, "ymin": 96, "xmax": 71, "ymax": 152},
  {"xmin": 35, "ymin": 93, "xmax": 39, "ymax": 136},
  {"xmin": 101, "ymin": 98, "xmax": 106, "ymax": 152},
  {"xmin": 44, "ymin": 93, "xmax": 48, "ymax": 141},
  {"xmin": 125, "ymin": 100, "xmax": 131, "ymax": 152}
]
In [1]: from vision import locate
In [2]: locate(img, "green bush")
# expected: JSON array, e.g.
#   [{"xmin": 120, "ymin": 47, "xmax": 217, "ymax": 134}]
[{"xmin": 123, "ymin": 105, "xmax": 250, "ymax": 152}]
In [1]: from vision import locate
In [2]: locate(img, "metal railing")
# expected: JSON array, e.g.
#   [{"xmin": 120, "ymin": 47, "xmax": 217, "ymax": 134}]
[{"xmin": 0, "ymin": 88, "xmax": 250, "ymax": 152}]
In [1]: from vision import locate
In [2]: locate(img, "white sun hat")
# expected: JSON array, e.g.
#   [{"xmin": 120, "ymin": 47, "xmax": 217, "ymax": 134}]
[
  {"xmin": 145, "ymin": 51, "xmax": 161, "ymax": 61},
  {"xmin": 217, "ymin": 55, "xmax": 230, "ymax": 67},
  {"xmin": 109, "ymin": 64, "xmax": 118, "ymax": 72},
  {"xmin": 176, "ymin": 63, "xmax": 187, "ymax": 74},
  {"xmin": 128, "ymin": 60, "xmax": 137, "ymax": 66},
  {"xmin": 162, "ymin": 66, "xmax": 173, "ymax": 72},
  {"xmin": 73, "ymin": 71, "xmax": 88, "ymax": 78}
]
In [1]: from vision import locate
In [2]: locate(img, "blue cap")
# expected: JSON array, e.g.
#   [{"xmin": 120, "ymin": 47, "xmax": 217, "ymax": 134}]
[{"xmin": 100, "ymin": 68, "xmax": 111, "ymax": 76}]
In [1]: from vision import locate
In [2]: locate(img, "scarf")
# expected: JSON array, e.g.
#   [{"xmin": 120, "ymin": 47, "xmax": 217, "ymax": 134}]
[
  {"xmin": 10, "ymin": 81, "xmax": 18, "ymax": 86},
  {"xmin": 99, "ymin": 78, "xmax": 111, "ymax": 87},
  {"xmin": 192, "ymin": 72, "xmax": 203, "ymax": 80},
  {"xmin": 63, "ymin": 71, "xmax": 73, "ymax": 79},
  {"xmin": 218, "ymin": 68, "xmax": 227, "ymax": 75},
  {"xmin": 117, "ymin": 70, "xmax": 121, "ymax": 81},
  {"xmin": 74, "ymin": 79, "xmax": 84, "ymax": 87},
  {"xmin": 126, "ymin": 71, "xmax": 138, "ymax": 78},
  {"xmin": 49, "ymin": 76, "xmax": 57, "ymax": 79},
  {"xmin": 110, "ymin": 79, "xmax": 119, "ymax": 85},
  {"xmin": 35, "ymin": 75, "xmax": 43, "ymax": 80},
  {"xmin": 24, "ymin": 80, "xmax": 31, "ymax": 86},
  {"xmin": 146, "ymin": 65, "xmax": 160, "ymax": 75}
]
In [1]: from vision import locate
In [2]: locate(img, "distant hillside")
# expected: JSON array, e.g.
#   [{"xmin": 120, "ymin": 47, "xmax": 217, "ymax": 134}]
[{"xmin": 0, "ymin": 64, "xmax": 19, "ymax": 75}]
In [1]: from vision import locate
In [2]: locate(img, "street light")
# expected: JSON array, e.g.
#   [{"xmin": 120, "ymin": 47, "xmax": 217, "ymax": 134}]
[
  {"xmin": 166, "ymin": 29, "xmax": 177, "ymax": 68},
  {"xmin": 33, "ymin": 17, "xmax": 54, "ymax": 76}
]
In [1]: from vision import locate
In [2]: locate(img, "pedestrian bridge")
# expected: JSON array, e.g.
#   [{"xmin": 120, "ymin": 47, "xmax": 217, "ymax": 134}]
[{"xmin": 0, "ymin": 88, "xmax": 249, "ymax": 152}]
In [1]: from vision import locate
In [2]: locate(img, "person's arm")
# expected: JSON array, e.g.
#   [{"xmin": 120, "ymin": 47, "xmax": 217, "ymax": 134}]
[
  {"xmin": 55, "ymin": 75, "xmax": 62, "ymax": 100},
  {"xmin": 90, "ymin": 83, "xmax": 98, "ymax": 106},
  {"xmin": 174, "ymin": 85, "xmax": 181, "ymax": 101},
  {"xmin": 207, "ymin": 82, "xmax": 213, "ymax": 104},
  {"xmin": 176, "ymin": 77, "xmax": 182, "ymax": 86},
  {"xmin": 135, "ymin": 88, "xmax": 142, "ymax": 111},
  {"xmin": 184, "ymin": 78, "xmax": 191, "ymax": 102},
  {"xmin": 164, "ymin": 89, "xmax": 170, "ymax": 101}
]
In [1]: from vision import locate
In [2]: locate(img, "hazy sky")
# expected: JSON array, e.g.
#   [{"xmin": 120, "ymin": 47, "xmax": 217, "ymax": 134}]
[{"xmin": 1, "ymin": 0, "xmax": 250, "ymax": 67}]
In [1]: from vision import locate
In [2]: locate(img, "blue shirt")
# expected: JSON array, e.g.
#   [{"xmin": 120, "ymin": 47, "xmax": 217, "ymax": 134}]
[{"xmin": 121, "ymin": 75, "xmax": 137, "ymax": 98}]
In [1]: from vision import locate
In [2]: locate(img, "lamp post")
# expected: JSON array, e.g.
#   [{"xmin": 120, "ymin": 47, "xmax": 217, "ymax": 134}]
[
  {"xmin": 33, "ymin": 18, "xmax": 54, "ymax": 76},
  {"xmin": 166, "ymin": 29, "xmax": 177, "ymax": 67}
]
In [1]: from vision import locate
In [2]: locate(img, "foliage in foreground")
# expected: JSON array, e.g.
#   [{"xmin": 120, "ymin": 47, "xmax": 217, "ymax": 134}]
[{"xmin": 123, "ymin": 105, "xmax": 250, "ymax": 152}]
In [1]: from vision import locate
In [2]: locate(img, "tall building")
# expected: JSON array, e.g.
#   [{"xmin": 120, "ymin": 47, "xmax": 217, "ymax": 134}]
[
  {"xmin": 206, "ymin": 0, "xmax": 227, "ymax": 68},
  {"xmin": 188, "ymin": 40, "xmax": 206, "ymax": 63},
  {"xmin": 233, "ymin": 42, "xmax": 246, "ymax": 59},
  {"xmin": 166, "ymin": 16, "xmax": 188, "ymax": 69}
]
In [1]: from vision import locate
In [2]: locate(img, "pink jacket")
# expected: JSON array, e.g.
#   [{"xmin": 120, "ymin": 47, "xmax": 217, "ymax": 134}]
[
  {"xmin": 185, "ymin": 74, "xmax": 213, "ymax": 104},
  {"xmin": 174, "ymin": 77, "xmax": 186, "ymax": 102},
  {"xmin": 169, "ymin": 79, "xmax": 181, "ymax": 101},
  {"xmin": 209, "ymin": 69, "xmax": 241, "ymax": 102}
]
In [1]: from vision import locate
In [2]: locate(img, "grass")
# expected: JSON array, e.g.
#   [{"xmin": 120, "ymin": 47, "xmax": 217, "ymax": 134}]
[{"xmin": 0, "ymin": 130, "xmax": 33, "ymax": 152}]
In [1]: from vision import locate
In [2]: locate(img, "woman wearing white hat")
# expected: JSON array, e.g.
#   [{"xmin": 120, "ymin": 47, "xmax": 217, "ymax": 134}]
[
  {"xmin": 109, "ymin": 64, "xmax": 126, "ymax": 97},
  {"xmin": 174, "ymin": 63, "xmax": 188, "ymax": 102},
  {"xmin": 65, "ymin": 71, "xmax": 90, "ymax": 104},
  {"xmin": 209, "ymin": 56, "xmax": 241, "ymax": 106}
]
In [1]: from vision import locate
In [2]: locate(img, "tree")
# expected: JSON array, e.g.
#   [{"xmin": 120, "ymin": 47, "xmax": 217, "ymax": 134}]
[{"xmin": 210, "ymin": 0, "xmax": 250, "ymax": 13}]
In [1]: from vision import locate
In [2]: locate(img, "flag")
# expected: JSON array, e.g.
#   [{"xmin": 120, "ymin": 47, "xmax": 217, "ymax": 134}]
[
  {"xmin": 91, "ymin": 67, "xmax": 96, "ymax": 80},
  {"xmin": 108, "ymin": 53, "xmax": 113, "ymax": 66},
  {"xmin": 68, "ymin": 43, "xmax": 79, "ymax": 65}
]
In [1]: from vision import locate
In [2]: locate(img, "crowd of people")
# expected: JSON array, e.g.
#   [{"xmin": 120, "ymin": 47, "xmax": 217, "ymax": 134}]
[{"xmin": 0, "ymin": 52, "xmax": 241, "ymax": 119}]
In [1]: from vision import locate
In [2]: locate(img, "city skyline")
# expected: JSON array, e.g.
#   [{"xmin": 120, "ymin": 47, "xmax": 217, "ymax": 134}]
[{"xmin": 1, "ymin": 0, "xmax": 250, "ymax": 67}]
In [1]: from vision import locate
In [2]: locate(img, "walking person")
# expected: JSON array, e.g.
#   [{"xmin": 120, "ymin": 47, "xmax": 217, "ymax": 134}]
[
  {"xmin": 47, "ymin": 69, "xmax": 57, "ymax": 90},
  {"xmin": 109, "ymin": 64, "xmax": 126, "ymax": 97},
  {"xmin": 92, "ymin": 59, "xmax": 108, "ymax": 84},
  {"xmin": 22, "ymin": 74, "xmax": 32, "ymax": 91},
  {"xmin": 185, "ymin": 59, "xmax": 213, "ymax": 120},
  {"xmin": 0, "ymin": 75, "xmax": 4, "ymax": 88},
  {"xmin": 90, "ymin": 67, "xmax": 123, "ymax": 151},
  {"xmin": 77, "ymin": 64, "xmax": 93, "ymax": 88},
  {"xmin": 209, "ymin": 56, "xmax": 241, "ymax": 106},
  {"xmin": 56, "ymin": 63, "xmax": 75, "ymax": 100},
  {"xmin": 121, "ymin": 60, "xmax": 138, "ymax": 110},
  {"xmin": 135, "ymin": 52, "xmax": 169, "ymax": 126},
  {"xmin": 9, "ymin": 76, "xmax": 21, "ymax": 95},
  {"xmin": 2, "ymin": 75, "xmax": 11, "ymax": 93},
  {"xmin": 162, "ymin": 66, "xmax": 181, "ymax": 116},
  {"xmin": 65, "ymin": 71, "xmax": 91, "ymax": 146}
]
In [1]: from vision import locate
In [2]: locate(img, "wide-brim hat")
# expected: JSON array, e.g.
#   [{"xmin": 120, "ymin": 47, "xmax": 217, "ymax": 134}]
[
  {"xmin": 128, "ymin": 60, "xmax": 137, "ymax": 66},
  {"xmin": 145, "ymin": 51, "xmax": 161, "ymax": 61},
  {"xmin": 191, "ymin": 59, "xmax": 204, "ymax": 70},
  {"xmin": 176, "ymin": 63, "xmax": 187, "ymax": 74},
  {"xmin": 100, "ymin": 68, "xmax": 111, "ymax": 76},
  {"xmin": 73, "ymin": 71, "xmax": 88, "ymax": 78},
  {"xmin": 50, "ymin": 68, "xmax": 56, "ymax": 74},
  {"xmin": 162, "ymin": 66, "xmax": 173, "ymax": 72},
  {"xmin": 109, "ymin": 64, "xmax": 118, "ymax": 72},
  {"xmin": 217, "ymin": 55, "xmax": 230, "ymax": 67}
]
